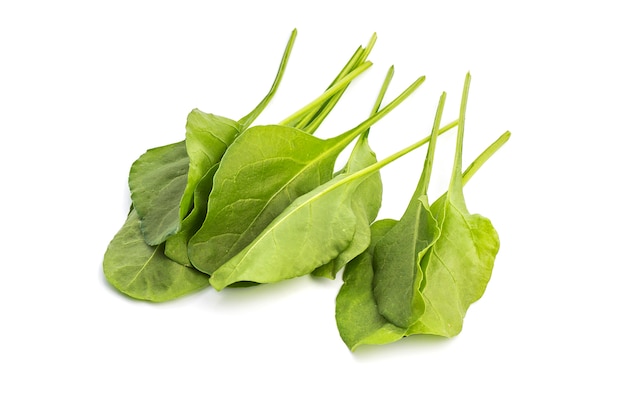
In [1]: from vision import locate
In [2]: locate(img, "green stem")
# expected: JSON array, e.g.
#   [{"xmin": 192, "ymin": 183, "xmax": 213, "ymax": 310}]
[
  {"xmin": 303, "ymin": 41, "xmax": 375, "ymax": 134},
  {"xmin": 295, "ymin": 33, "xmax": 378, "ymax": 134},
  {"xmin": 329, "ymin": 75, "xmax": 426, "ymax": 148},
  {"xmin": 416, "ymin": 92, "xmax": 447, "ymax": 196},
  {"xmin": 461, "ymin": 131, "xmax": 511, "ymax": 186},
  {"xmin": 295, "ymin": 45, "xmax": 365, "ymax": 132},
  {"xmin": 279, "ymin": 61, "xmax": 373, "ymax": 126},
  {"xmin": 361, "ymin": 65, "xmax": 394, "ymax": 142},
  {"xmin": 238, "ymin": 29, "xmax": 297, "ymax": 130},
  {"xmin": 328, "ymin": 119, "xmax": 459, "ymax": 191},
  {"xmin": 450, "ymin": 72, "xmax": 471, "ymax": 189}
]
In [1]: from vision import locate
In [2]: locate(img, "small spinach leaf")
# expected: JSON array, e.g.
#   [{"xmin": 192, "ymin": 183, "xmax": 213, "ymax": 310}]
[
  {"xmin": 371, "ymin": 92, "xmax": 446, "ymax": 328},
  {"xmin": 408, "ymin": 76, "xmax": 509, "ymax": 336},
  {"xmin": 128, "ymin": 141, "xmax": 189, "ymax": 245},
  {"xmin": 335, "ymin": 219, "xmax": 406, "ymax": 350}
]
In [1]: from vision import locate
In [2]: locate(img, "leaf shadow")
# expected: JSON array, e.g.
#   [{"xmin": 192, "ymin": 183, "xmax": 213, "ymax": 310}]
[{"xmin": 350, "ymin": 334, "xmax": 454, "ymax": 361}]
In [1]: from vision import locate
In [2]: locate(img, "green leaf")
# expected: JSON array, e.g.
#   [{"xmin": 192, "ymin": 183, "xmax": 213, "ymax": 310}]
[
  {"xmin": 180, "ymin": 111, "xmax": 242, "ymax": 219},
  {"xmin": 128, "ymin": 141, "xmax": 189, "ymax": 245},
  {"xmin": 208, "ymin": 172, "xmax": 362, "ymax": 290},
  {"xmin": 309, "ymin": 135, "xmax": 381, "ymax": 279},
  {"xmin": 335, "ymin": 219, "xmax": 406, "ymax": 351},
  {"xmin": 209, "ymin": 113, "xmax": 456, "ymax": 291},
  {"xmin": 335, "ymin": 75, "xmax": 509, "ymax": 349},
  {"xmin": 103, "ymin": 209, "xmax": 210, "ymax": 302},
  {"xmin": 371, "ymin": 92, "xmax": 446, "ymax": 328},
  {"xmin": 408, "ymin": 73, "xmax": 506, "ymax": 337},
  {"xmin": 310, "ymin": 65, "xmax": 394, "ymax": 279},
  {"xmin": 164, "ymin": 165, "xmax": 219, "ymax": 266},
  {"xmin": 189, "ymin": 75, "xmax": 426, "ymax": 276}
]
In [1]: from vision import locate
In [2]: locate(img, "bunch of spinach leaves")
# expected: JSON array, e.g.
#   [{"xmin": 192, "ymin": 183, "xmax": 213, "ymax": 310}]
[
  {"xmin": 104, "ymin": 30, "xmax": 376, "ymax": 300},
  {"xmin": 103, "ymin": 32, "xmax": 509, "ymax": 351},
  {"xmin": 335, "ymin": 73, "xmax": 510, "ymax": 350}
]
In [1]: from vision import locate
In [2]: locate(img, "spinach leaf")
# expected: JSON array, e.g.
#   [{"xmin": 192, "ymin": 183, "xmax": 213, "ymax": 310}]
[
  {"xmin": 408, "ymin": 74, "xmax": 508, "ymax": 337},
  {"xmin": 208, "ymin": 112, "xmax": 457, "ymax": 290},
  {"xmin": 335, "ymin": 219, "xmax": 406, "ymax": 350},
  {"xmin": 335, "ymin": 128, "xmax": 509, "ymax": 348},
  {"xmin": 334, "ymin": 74, "xmax": 510, "ymax": 349},
  {"xmin": 188, "ymin": 75, "xmax": 426, "ymax": 276},
  {"xmin": 371, "ymin": 92, "xmax": 446, "ymax": 328},
  {"xmin": 310, "ymin": 65, "xmax": 394, "ymax": 279},
  {"xmin": 164, "ymin": 165, "xmax": 218, "ymax": 266},
  {"xmin": 128, "ymin": 141, "xmax": 190, "ymax": 245},
  {"xmin": 103, "ymin": 209, "xmax": 210, "ymax": 302}
]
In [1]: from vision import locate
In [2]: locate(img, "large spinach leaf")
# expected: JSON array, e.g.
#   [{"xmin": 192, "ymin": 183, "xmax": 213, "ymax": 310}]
[
  {"xmin": 208, "ymin": 108, "xmax": 456, "ymax": 290},
  {"xmin": 188, "ymin": 75, "xmax": 426, "ymax": 275}
]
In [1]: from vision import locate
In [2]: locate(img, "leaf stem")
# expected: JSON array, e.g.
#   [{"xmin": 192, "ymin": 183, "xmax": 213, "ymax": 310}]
[
  {"xmin": 450, "ymin": 72, "xmax": 471, "ymax": 190},
  {"xmin": 293, "ymin": 45, "xmax": 365, "ymax": 131},
  {"xmin": 461, "ymin": 131, "xmax": 511, "ymax": 186},
  {"xmin": 303, "ymin": 34, "xmax": 378, "ymax": 134},
  {"xmin": 361, "ymin": 65, "xmax": 394, "ymax": 142},
  {"xmin": 238, "ymin": 29, "xmax": 298, "ymax": 129},
  {"xmin": 328, "ymin": 119, "xmax": 459, "ymax": 191},
  {"xmin": 331, "ymin": 75, "xmax": 426, "ymax": 147},
  {"xmin": 416, "ymin": 92, "xmax": 446, "ymax": 196},
  {"xmin": 279, "ymin": 61, "xmax": 373, "ymax": 126}
]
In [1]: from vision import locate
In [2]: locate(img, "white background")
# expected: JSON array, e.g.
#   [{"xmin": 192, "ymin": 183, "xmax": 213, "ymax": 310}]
[{"xmin": 1, "ymin": 1, "xmax": 624, "ymax": 414}]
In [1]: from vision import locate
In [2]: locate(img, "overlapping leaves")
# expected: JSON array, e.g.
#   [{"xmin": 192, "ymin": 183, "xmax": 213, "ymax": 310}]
[{"xmin": 103, "ymin": 32, "xmax": 510, "ymax": 352}]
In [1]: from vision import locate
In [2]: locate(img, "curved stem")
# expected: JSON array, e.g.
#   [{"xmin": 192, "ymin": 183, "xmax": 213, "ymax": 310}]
[
  {"xmin": 238, "ymin": 29, "xmax": 297, "ymax": 129},
  {"xmin": 461, "ymin": 131, "xmax": 511, "ymax": 186},
  {"xmin": 279, "ymin": 61, "xmax": 373, "ymax": 126}
]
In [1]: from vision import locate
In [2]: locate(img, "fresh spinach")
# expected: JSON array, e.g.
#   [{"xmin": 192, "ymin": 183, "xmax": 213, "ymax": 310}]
[
  {"xmin": 310, "ymin": 65, "xmax": 391, "ymax": 279},
  {"xmin": 335, "ymin": 219, "xmax": 406, "ymax": 350},
  {"xmin": 104, "ymin": 33, "xmax": 510, "ymax": 350},
  {"xmin": 208, "ymin": 111, "xmax": 457, "ymax": 290},
  {"xmin": 128, "ymin": 30, "xmax": 296, "ymax": 246},
  {"xmin": 104, "ymin": 32, "xmax": 378, "ymax": 300},
  {"xmin": 335, "ymin": 74, "xmax": 510, "ymax": 349},
  {"xmin": 188, "ymin": 75, "xmax": 426, "ymax": 276},
  {"xmin": 370, "ymin": 92, "xmax": 446, "ymax": 328},
  {"xmin": 162, "ymin": 36, "xmax": 377, "ymax": 266},
  {"xmin": 408, "ymin": 74, "xmax": 506, "ymax": 337}
]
